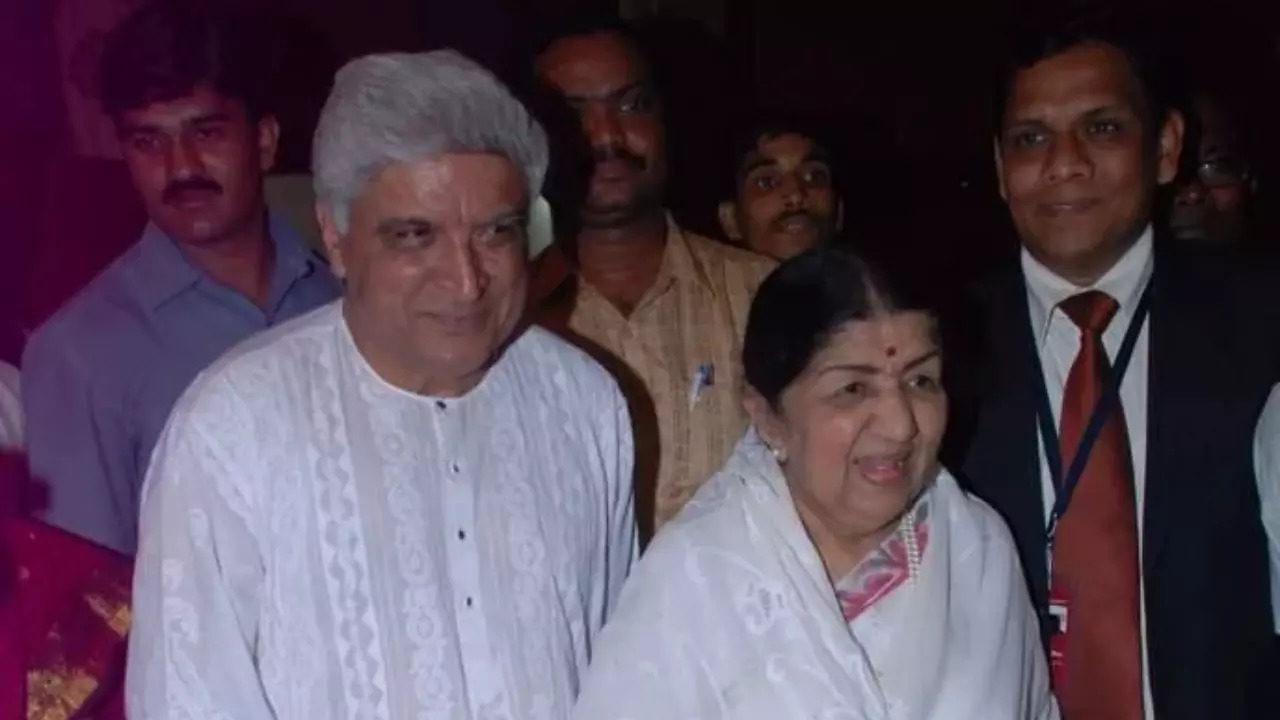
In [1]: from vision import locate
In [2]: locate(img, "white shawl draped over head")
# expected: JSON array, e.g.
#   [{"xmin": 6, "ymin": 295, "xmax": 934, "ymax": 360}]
[{"xmin": 573, "ymin": 432, "xmax": 1058, "ymax": 720}]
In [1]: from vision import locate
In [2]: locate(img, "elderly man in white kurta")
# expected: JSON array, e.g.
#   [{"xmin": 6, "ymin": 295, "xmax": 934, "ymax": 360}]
[{"xmin": 126, "ymin": 50, "xmax": 637, "ymax": 720}]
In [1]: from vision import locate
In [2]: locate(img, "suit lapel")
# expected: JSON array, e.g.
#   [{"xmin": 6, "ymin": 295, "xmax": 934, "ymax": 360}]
[
  {"xmin": 966, "ymin": 266, "xmax": 1050, "ymax": 602},
  {"xmin": 1142, "ymin": 240, "xmax": 1210, "ymax": 578},
  {"xmin": 969, "ymin": 239, "xmax": 1207, "ymax": 600}
]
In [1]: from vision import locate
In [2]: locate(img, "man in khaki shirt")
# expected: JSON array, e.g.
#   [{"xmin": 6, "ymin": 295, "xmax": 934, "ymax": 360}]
[{"xmin": 534, "ymin": 19, "xmax": 774, "ymax": 539}]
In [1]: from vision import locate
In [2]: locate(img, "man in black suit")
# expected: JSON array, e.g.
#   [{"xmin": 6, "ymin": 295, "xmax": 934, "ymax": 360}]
[{"xmin": 955, "ymin": 15, "xmax": 1278, "ymax": 720}]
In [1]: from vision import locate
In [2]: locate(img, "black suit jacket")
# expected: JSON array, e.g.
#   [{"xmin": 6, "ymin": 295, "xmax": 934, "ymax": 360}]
[{"xmin": 951, "ymin": 235, "xmax": 1280, "ymax": 718}]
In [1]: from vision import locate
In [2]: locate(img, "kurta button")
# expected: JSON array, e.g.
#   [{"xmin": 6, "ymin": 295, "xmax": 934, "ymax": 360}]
[{"xmin": 458, "ymin": 529, "xmax": 466, "ymax": 540}]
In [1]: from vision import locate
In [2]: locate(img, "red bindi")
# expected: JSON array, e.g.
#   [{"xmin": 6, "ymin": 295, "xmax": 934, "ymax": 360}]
[{"xmin": 885, "ymin": 346, "xmax": 897, "ymax": 358}]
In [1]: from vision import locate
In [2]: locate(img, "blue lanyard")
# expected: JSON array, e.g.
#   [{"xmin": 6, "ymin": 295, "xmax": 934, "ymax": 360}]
[{"xmin": 1031, "ymin": 281, "xmax": 1152, "ymax": 559}]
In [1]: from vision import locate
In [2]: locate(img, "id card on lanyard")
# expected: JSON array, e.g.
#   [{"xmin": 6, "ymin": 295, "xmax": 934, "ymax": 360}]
[{"xmin": 1029, "ymin": 280, "xmax": 1151, "ymax": 680}]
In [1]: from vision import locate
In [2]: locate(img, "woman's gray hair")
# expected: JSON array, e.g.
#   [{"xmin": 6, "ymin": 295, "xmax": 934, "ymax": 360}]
[{"xmin": 312, "ymin": 49, "xmax": 549, "ymax": 232}]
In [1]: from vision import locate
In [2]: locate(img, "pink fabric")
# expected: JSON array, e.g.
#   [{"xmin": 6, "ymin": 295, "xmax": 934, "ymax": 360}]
[
  {"xmin": 0, "ymin": 453, "xmax": 130, "ymax": 720},
  {"xmin": 0, "ymin": 536, "xmax": 21, "ymax": 720},
  {"xmin": 1, "ymin": 452, "xmax": 28, "ymax": 719},
  {"xmin": 835, "ymin": 501, "xmax": 931, "ymax": 623}
]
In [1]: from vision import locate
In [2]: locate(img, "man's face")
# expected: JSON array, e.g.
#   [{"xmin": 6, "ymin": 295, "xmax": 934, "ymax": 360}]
[
  {"xmin": 996, "ymin": 43, "xmax": 1182, "ymax": 284},
  {"xmin": 537, "ymin": 32, "xmax": 666, "ymax": 228},
  {"xmin": 722, "ymin": 132, "xmax": 840, "ymax": 260},
  {"xmin": 117, "ymin": 84, "xmax": 277, "ymax": 247},
  {"xmin": 1170, "ymin": 95, "xmax": 1250, "ymax": 245},
  {"xmin": 321, "ymin": 153, "xmax": 529, "ymax": 397}
]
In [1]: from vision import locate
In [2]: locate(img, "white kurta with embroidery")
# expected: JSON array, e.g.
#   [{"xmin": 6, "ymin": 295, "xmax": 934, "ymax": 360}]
[
  {"xmin": 573, "ymin": 432, "xmax": 1058, "ymax": 720},
  {"xmin": 127, "ymin": 302, "xmax": 637, "ymax": 720}
]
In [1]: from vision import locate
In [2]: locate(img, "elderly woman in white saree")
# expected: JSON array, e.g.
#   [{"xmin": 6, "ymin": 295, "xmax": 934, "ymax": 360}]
[{"xmin": 573, "ymin": 247, "xmax": 1058, "ymax": 720}]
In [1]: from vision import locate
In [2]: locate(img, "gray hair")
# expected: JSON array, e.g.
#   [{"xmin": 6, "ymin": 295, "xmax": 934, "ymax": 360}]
[{"xmin": 312, "ymin": 49, "xmax": 549, "ymax": 232}]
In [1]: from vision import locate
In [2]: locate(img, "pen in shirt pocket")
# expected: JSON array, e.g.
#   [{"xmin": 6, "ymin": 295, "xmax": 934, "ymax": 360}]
[{"xmin": 688, "ymin": 362, "xmax": 715, "ymax": 409}]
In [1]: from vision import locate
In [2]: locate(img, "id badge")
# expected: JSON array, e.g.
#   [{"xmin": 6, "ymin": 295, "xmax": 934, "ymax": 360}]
[{"xmin": 1047, "ymin": 584, "xmax": 1071, "ymax": 691}]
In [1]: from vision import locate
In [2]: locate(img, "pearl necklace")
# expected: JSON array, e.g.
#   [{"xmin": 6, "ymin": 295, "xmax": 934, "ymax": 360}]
[{"xmin": 901, "ymin": 509, "xmax": 922, "ymax": 582}]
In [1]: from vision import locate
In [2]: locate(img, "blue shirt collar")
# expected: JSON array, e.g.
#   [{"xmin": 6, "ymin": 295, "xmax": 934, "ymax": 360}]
[{"xmin": 131, "ymin": 212, "xmax": 320, "ymax": 311}]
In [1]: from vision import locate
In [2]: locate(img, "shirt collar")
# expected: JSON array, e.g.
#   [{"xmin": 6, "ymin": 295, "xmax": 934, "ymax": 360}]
[
  {"xmin": 645, "ymin": 213, "xmax": 717, "ymax": 300},
  {"xmin": 132, "ymin": 212, "xmax": 319, "ymax": 310},
  {"xmin": 1021, "ymin": 224, "xmax": 1154, "ymax": 348},
  {"xmin": 534, "ymin": 212, "xmax": 718, "ymax": 309}
]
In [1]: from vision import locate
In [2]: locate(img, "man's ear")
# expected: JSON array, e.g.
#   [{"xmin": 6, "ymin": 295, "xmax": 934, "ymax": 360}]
[
  {"xmin": 993, "ymin": 137, "xmax": 1008, "ymax": 201},
  {"xmin": 718, "ymin": 201, "xmax": 744, "ymax": 243},
  {"xmin": 257, "ymin": 114, "xmax": 281, "ymax": 174},
  {"xmin": 1155, "ymin": 109, "xmax": 1186, "ymax": 186},
  {"xmin": 316, "ymin": 204, "xmax": 347, "ymax": 279},
  {"xmin": 834, "ymin": 198, "xmax": 845, "ymax": 233}
]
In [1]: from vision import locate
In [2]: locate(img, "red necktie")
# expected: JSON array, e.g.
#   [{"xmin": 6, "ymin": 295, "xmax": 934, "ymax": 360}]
[{"xmin": 1051, "ymin": 290, "xmax": 1144, "ymax": 719}]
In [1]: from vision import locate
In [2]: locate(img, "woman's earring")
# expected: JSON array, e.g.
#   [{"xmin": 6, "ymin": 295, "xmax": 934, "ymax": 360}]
[{"xmin": 770, "ymin": 445, "xmax": 787, "ymax": 465}]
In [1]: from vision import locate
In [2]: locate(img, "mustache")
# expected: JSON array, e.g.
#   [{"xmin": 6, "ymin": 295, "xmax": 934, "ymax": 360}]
[
  {"xmin": 162, "ymin": 177, "xmax": 223, "ymax": 204},
  {"xmin": 591, "ymin": 144, "xmax": 646, "ymax": 170},
  {"xmin": 770, "ymin": 209, "xmax": 818, "ymax": 231}
]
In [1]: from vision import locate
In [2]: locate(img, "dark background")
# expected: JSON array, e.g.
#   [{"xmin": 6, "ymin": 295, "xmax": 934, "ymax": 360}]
[{"xmin": 3, "ymin": 0, "xmax": 1279, "ymax": 348}]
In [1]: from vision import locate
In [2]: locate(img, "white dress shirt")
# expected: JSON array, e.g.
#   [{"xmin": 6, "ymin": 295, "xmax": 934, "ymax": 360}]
[
  {"xmin": 1250, "ymin": 386, "xmax": 1280, "ymax": 631},
  {"xmin": 0, "ymin": 361, "xmax": 21, "ymax": 450},
  {"xmin": 127, "ymin": 302, "xmax": 637, "ymax": 720},
  {"xmin": 1021, "ymin": 225, "xmax": 1155, "ymax": 719}
]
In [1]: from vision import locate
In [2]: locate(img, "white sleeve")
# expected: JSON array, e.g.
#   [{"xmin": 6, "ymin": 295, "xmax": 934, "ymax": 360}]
[
  {"xmin": 574, "ymin": 534, "xmax": 717, "ymax": 720},
  {"xmin": 603, "ymin": 382, "xmax": 637, "ymax": 616},
  {"xmin": 1251, "ymin": 383, "xmax": 1280, "ymax": 633},
  {"xmin": 126, "ymin": 379, "xmax": 275, "ymax": 720},
  {"xmin": 998, "ymin": 530, "xmax": 1061, "ymax": 720},
  {"xmin": 940, "ymin": 501, "xmax": 1060, "ymax": 720}
]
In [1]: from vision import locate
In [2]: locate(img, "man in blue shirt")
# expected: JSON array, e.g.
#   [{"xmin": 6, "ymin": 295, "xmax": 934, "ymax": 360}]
[{"xmin": 21, "ymin": 1, "xmax": 339, "ymax": 554}]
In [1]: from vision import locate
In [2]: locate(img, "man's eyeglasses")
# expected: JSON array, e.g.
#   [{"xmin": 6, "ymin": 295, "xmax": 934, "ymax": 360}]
[{"xmin": 1195, "ymin": 157, "xmax": 1249, "ymax": 188}]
